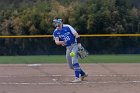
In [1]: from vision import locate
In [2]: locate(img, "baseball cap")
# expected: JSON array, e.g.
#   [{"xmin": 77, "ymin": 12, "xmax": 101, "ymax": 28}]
[{"xmin": 53, "ymin": 19, "xmax": 63, "ymax": 24}]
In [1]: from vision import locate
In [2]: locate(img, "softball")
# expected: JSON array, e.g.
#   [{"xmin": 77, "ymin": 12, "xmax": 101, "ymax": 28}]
[{"xmin": 70, "ymin": 52, "xmax": 75, "ymax": 57}]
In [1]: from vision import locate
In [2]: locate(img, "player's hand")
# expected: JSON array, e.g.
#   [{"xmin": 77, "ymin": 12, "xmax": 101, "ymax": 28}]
[
  {"xmin": 59, "ymin": 41, "xmax": 65, "ymax": 46},
  {"xmin": 77, "ymin": 43, "xmax": 82, "ymax": 49}
]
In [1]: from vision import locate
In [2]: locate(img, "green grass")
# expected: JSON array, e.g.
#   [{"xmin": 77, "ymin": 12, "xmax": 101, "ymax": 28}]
[
  {"xmin": 0, "ymin": 54, "xmax": 140, "ymax": 64},
  {"xmin": 81, "ymin": 55, "xmax": 140, "ymax": 63}
]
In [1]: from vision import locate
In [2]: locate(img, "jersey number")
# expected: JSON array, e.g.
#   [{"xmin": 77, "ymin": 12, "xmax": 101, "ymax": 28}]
[{"xmin": 64, "ymin": 36, "xmax": 70, "ymax": 42}]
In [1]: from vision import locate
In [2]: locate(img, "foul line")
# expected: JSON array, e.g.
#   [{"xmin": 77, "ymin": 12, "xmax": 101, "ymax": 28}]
[
  {"xmin": 0, "ymin": 74, "xmax": 140, "ymax": 85},
  {"xmin": 1, "ymin": 81, "xmax": 140, "ymax": 85},
  {"xmin": 0, "ymin": 74, "xmax": 140, "ymax": 78}
]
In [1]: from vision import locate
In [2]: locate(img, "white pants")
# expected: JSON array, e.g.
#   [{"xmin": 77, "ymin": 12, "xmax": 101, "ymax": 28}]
[{"xmin": 66, "ymin": 43, "xmax": 79, "ymax": 69}]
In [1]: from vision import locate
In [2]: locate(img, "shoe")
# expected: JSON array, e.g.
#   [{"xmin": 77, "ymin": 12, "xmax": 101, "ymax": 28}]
[
  {"xmin": 71, "ymin": 78, "xmax": 81, "ymax": 83},
  {"xmin": 81, "ymin": 74, "xmax": 88, "ymax": 81}
]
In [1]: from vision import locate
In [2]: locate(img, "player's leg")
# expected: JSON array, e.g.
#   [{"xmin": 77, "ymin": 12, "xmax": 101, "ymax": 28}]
[
  {"xmin": 66, "ymin": 46, "xmax": 81, "ymax": 82},
  {"xmin": 66, "ymin": 47, "xmax": 73, "ymax": 70},
  {"xmin": 71, "ymin": 44, "xmax": 87, "ymax": 82},
  {"xmin": 71, "ymin": 44, "xmax": 81, "ymax": 78},
  {"xmin": 66, "ymin": 44, "xmax": 81, "ymax": 82}
]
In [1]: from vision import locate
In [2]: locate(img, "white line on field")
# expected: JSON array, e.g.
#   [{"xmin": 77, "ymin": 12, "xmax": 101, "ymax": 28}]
[
  {"xmin": 0, "ymin": 74, "xmax": 140, "ymax": 78},
  {"xmin": 1, "ymin": 81, "xmax": 140, "ymax": 85}
]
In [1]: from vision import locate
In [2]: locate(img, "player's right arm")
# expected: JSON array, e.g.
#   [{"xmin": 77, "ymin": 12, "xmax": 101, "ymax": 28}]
[
  {"xmin": 54, "ymin": 37, "xmax": 65, "ymax": 46},
  {"xmin": 53, "ymin": 30, "xmax": 65, "ymax": 46}
]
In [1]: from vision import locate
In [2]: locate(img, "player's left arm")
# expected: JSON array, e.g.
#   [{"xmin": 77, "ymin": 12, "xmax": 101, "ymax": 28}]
[
  {"xmin": 53, "ymin": 31, "xmax": 65, "ymax": 46},
  {"xmin": 73, "ymin": 31, "xmax": 82, "ymax": 47},
  {"xmin": 68, "ymin": 25, "xmax": 88, "ymax": 59},
  {"xmin": 67, "ymin": 25, "xmax": 81, "ymax": 46},
  {"xmin": 54, "ymin": 37, "xmax": 65, "ymax": 46}
]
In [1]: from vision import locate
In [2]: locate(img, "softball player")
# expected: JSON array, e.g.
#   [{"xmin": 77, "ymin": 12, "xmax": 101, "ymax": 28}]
[{"xmin": 53, "ymin": 18, "xmax": 88, "ymax": 83}]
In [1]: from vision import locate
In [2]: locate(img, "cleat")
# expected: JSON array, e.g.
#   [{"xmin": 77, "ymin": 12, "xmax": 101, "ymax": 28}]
[
  {"xmin": 71, "ymin": 78, "xmax": 81, "ymax": 83},
  {"xmin": 81, "ymin": 74, "xmax": 88, "ymax": 81}
]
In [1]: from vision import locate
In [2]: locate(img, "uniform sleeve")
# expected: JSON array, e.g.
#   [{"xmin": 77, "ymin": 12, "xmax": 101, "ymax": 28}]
[
  {"xmin": 53, "ymin": 30, "xmax": 59, "ymax": 39},
  {"xmin": 66, "ymin": 25, "xmax": 77, "ymax": 35}
]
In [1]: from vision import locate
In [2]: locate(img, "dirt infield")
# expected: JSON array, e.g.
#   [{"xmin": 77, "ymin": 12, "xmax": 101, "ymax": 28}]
[{"xmin": 0, "ymin": 63, "xmax": 140, "ymax": 93}]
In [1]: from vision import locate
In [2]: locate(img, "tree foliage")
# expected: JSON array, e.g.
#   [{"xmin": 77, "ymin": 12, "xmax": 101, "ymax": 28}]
[{"xmin": 0, "ymin": 0, "xmax": 140, "ymax": 55}]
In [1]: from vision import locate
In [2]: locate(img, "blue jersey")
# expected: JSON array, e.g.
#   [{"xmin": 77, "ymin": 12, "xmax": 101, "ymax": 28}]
[{"xmin": 53, "ymin": 24, "xmax": 77, "ymax": 46}]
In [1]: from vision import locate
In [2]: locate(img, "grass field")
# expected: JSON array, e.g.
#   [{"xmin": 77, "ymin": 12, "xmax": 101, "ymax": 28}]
[{"xmin": 0, "ymin": 54, "xmax": 140, "ymax": 64}]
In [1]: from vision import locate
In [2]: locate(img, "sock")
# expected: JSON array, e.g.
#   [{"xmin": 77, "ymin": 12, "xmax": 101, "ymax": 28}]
[
  {"xmin": 74, "ymin": 70, "xmax": 80, "ymax": 78},
  {"xmin": 73, "ymin": 63, "xmax": 80, "ymax": 78}
]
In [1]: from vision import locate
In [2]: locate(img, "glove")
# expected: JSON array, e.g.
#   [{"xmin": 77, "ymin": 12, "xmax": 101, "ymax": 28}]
[{"xmin": 77, "ymin": 44, "xmax": 88, "ymax": 59}]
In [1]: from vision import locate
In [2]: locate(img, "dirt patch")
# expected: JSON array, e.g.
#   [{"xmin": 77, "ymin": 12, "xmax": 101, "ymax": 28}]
[{"xmin": 0, "ymin": 63, "xmax": 140, "ymax": 93}]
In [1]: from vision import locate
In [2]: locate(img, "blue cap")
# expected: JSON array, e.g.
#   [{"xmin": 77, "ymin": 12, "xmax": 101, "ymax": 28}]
[{"xmin": 53, "ymin": 19, "xmax": 62, "ymax": 24}]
